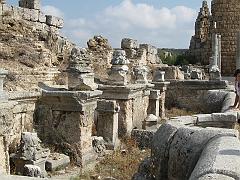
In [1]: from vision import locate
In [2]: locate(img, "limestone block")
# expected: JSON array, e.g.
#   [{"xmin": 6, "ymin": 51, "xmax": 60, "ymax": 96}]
[
  {"xmin": 151, "ymin": 122, "xmax": 183, "ymax": 179},
  {"xmin": 12, "ymin": 7, "xmax": 22, "ymax": 20},
  {"xmin": 111, "ymin": 50, "xmax": 129, "ymax": 65},
  {"xmin": 140, "ymin": 44, "xmax": 157, "ymax": 54},
  {"xmin": 22, "ymin": 8, "xmax": 31, "ymax": 21},
  {"xmin": 46, "ymin": 15, "xmax": 64, "ymax": 28},
  {"xmin": 38, "ymin": 11, "xmax": 45, "ymax": 23},
  {"xmin": 92, "ymin": 136, "xmax": 106, "ymax": 156},
  {"xmin": 170, "ymin": 116, "xmax": 197, "ymax": 125},
  {"xmin": 133, "ymin": 66, "xmax": 149, "ymax": 84},
  {"xmin": 19, "ymin": 0, "xmax": 40, "ymax": 10},
  {"xmin": 108, "ymin": 65, "xmax": 129, "ymax": 85},
  {"xmin": 29, "ymin": 9, "xmax": 39, "ymax": 22},
  {"xmin": 121, "ymin": 38, "xmax": 139, "ymax": 49},
  {"xmin": 158, "ymin": 66, "xmax": 184, "ymax": 80},
  {"xmin": 195, "ymin": 114, "xmax": 212, "ymax": 124},
  {"xmin": 23, "ymin": 165, "xmax": 42, "ymax": 177},
  {"xmin": 96, "ymin": 100, "xmax": 119, "ymax": 149},
  {"xmin": 45, "ymin": 153, "xmax": 70, "ymax": 171},
  {"xmin": 189, "ymin": 136, "xmax": 240, "ymax": 180},
  {"xmin": 168, "ymin": 127, "xmax": 238, "ymax": 180}
]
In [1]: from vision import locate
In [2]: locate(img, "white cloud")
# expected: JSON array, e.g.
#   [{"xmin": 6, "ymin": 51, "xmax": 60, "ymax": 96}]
[
  {"xmin": 42, "ymin": 5, "xmax": 64, "ymax": 18},
  {"xmin": 61, "ymin": 0, "xmax": 198, "ymax": 48}
]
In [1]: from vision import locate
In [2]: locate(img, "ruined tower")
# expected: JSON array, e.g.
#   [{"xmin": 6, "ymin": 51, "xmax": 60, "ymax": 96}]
[
  {"xmin": 189, "ymin": 0, "xmax": 211, "ymax": 65},
  {"xmin": 211, "ymin": 0, "xmax": 240, "ymax": 74},
  {"xmin": 189, "ymin": 0, "xmax": 240, "ymax": 75}
]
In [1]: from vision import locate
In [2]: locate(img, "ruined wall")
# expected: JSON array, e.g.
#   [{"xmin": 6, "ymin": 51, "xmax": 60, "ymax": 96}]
[
  {"xmin": 189, "ymin": 0, "xmax": 240, "ymax": 75},
  {"xmin": 166, "ymin": 80, "xmax": 230, "ymax": 113},
  {"xmin": 0, "ymin": 1, "xmax": 74, "ymax": 91},
  {"xmin": 0, "ymin": 92, "xmax": 40, "ymax": 154}
]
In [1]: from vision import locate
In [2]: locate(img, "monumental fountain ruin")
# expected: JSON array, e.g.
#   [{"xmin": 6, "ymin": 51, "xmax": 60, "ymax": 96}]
[{"xmin": 0, "ymin": 0, "xmax": 240, "ymax": 179}]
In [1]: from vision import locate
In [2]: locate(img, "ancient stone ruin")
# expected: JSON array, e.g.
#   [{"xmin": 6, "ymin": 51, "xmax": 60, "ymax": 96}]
[
  {"xmin": 0, "ymin": 0, "xmax": 240, "ymax": 179},
  {"xmin": 189, "ymin": 0, "xmax": 240, "ymax": 75}
]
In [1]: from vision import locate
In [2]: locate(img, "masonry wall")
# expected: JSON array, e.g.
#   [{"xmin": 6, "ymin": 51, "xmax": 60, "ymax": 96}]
[
  {"xmin": 166, "ymin": 80, "xmax": 229, "ymax": 113},
  {"xmin": 189, "ymin": 0, "xmax": 240, "ymax": 75}
]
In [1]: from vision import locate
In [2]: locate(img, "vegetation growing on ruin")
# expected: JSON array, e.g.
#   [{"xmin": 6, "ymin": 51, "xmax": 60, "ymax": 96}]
[
  {"xmin": 74, "ymin": 138, "xmax": 151, "ymax": 180},
  {"xmin": 166, "ymin": 107, "xmax": 197, "ymax": 118}
]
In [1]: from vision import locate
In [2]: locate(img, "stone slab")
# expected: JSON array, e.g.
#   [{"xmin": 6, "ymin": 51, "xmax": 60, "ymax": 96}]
[
  {"xmin": 190, "ymin": 136, "xmax": 240, "ymax": 180},
  {"xmin": 46, "ymin": 153, "xmax": 70, "ymax": 171},
  {"xmin": 46, "ymin": 15, "xmax": 64, "ymax": 28}
]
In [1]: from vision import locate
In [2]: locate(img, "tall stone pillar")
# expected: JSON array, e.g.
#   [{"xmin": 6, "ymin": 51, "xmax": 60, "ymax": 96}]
[
  {"xmin": 96, "ymin": 100, "xmax": 120, "ymax": 149},
  {"xmin": 236, "ymin": 32, "xmax": 240, "ymax": 70}
]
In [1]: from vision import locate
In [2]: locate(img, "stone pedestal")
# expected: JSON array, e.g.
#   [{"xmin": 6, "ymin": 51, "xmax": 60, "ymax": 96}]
[
  {"xmin": 152, "ymin": 82, "xmax": 170, "ymax": 119},
  {"xmin": 148, "ymin": 90, "xmax": 161, "ymax": 118},
  {"xmin": 35, "ymin": 89, "xmax": 102, "ymax": 167},
  {"xmin": 99, "ymin": 84, "xmax": 152, "ymax": 137},
  {"xmin": 153, "ymin": 70, "xmax": 165, "ymax": 82},
  {"xmin": 96, "ymin": 100, "xmax": 119, "ymax": 149},
  {"xmin": 133, "ymin": 66, "xmax": 149, "ymax": 84},
  {"xmin": 0, "ymin": 69, "xmax": 8, "ymax": 102},
  {"xmin": 66, "ymin": 47, "xmax": 97, "ymax": 91}
]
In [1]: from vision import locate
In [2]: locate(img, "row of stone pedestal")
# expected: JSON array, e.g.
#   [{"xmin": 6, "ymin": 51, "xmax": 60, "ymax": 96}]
[
  {"xmin": 0, "ymin": 47, "xmax": 169, "ymax": 172},
  {"xmin": 33, "ymin": 48, "xmax": 170, "ymax": 168}
]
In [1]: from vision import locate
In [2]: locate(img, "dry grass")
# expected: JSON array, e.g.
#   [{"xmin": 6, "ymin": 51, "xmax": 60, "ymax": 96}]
[
  {"xmin": 166, "ymin": 107, "xmax": 197, "ymax": 118},
  {"xmin": 74, "ymin": 138, "xmax": 151, "ymax": 180}
]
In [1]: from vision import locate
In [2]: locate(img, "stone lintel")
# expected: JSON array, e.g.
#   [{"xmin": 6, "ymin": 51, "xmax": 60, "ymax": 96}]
[
  {"xmin": 42, "ymin": 90, "xmax": 102, "ymax": 101},
  {"xmin": 152, "ymin": 81, "xmax": 170, "ymax": 91},
  {"xmin": 167, "ymin": 80, "xmax": 228, "ymax": 90},
  {"xmin": 99, "ymin": 84, "xmax": 151, "ymax": 100}
]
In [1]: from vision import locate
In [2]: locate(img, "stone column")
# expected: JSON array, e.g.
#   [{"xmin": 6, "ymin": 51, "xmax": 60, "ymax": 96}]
[
  {"xmin": 152, "ymin": 70, "xmax": 170, "ymax": 119},
  {"xmin": 209, "ymin": 25, "xmax": 221, "ymax": 80},
  {"xmin": 96, "ymin": 100, "xmax": 120, "ymax": 149},
  {"xmin": 148, "ymin": 90, "xmax": 161, "ymax": 118},
  {"xmin": 0, "ymin": 69, "xmax": 8, "ymax": 102},
  {"xmin": 236, "ymin": 32, "xmax": 240, "ymax": 69}
]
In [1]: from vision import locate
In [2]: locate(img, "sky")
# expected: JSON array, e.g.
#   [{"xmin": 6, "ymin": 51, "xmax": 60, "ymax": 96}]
[{"xmin": 7, "ymin": 0, "xmax": 212, "ymax": 48}]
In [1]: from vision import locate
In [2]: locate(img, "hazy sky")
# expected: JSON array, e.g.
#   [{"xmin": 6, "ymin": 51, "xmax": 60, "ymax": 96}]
[{"xmin": 7, "ymin": 0, "xmax": 211, "ymax": 48}]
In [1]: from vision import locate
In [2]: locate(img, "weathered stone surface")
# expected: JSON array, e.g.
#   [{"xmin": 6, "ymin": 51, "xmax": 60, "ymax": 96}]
[
  {"xmin": 46, "ymin": 15, "xmax": 64, "ymax": 28},
  {"xmin": 92, "ymin": 136, "xmax": 106, "ymax": 156},
  {"xmin": 96, "ymin": 100, "xmax": 119, "ymax": 149},
  {"xmin": 121, "ymin": 38, "xmax": 139, "ymax": 49},
  {"xmin": 12, "ymin": 132, "xmax": 50, "ymax": 176},
  {"xmin": 19, "ymin": 0, "xmax": 41, "ymax": 10},
  {"xmin": 157, "ymin": 66, "xmax": 184, "ymax": 80},
  {"xmin": 46, "ymin": 153, "xmax": 70, "ymax": 171},
  {"xmin": 150, "ymin": 121, "xmax": 239, "ymax": 180},
  {"xmin": 131, "ymin": 129, "xmax": 155, "ymax": 149},
  {"xmin": 170, "ymin": 115, "xmax": 197, "ymax": 125},
  {"xmin": 190, "ymin": 136, "xmax": 240, "ymax": 180},
  {"xmin": 197, "ymin": 174, "xmax": 235, "ymax": 180},
  {"xmin": 133, "ymin": 66, "xmax": 149, "ymax": 84},
  {"xmin": 153, "ymin": 70, "xmax": 165, "ymax": 82},
  {"xmin": 133, "ymin": 157, "xmax": 154, "ymax": 180},
  {"xmin": 151, "ymin": 122, "xmax": 183, "ymax": 179},
  {"xmin": 168, "ymin": 127, "xmax": 238, "ymax": 180},
  {"xmin": 23, "ymin": 164, "xmax": 42, "ymax": 177}
]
